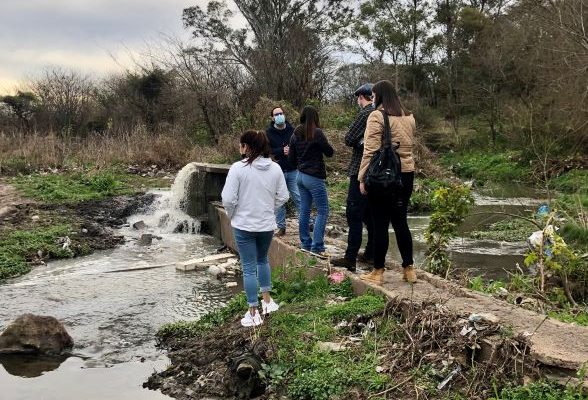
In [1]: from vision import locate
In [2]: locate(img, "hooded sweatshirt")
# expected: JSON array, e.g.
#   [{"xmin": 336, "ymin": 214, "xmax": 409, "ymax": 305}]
[
  {"xmin": 221, "ymin": 157, "xmax": 289, "ymax": 232},
  {"xmin": 266, "ymin": 122, "xmax": 295, "ymax": 172}
]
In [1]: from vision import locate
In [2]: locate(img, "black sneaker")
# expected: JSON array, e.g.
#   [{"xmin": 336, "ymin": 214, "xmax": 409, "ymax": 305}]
[
  {"xmin": 357, "ymin": 252, "xmax": 373, "ymax": 263},
  {"xmin": 275, "ymin": 228, "xmax": 286, "ymax": 237},
  {"xmin": 331, "ymin": 257, "xmax": 356, "ymax": 272}
]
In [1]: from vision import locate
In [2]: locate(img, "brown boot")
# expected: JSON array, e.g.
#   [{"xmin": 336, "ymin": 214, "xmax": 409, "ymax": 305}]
[
  {"xmin": 403, "ymin": 266, "xmax": 417, "ymax": 283},
  {"xmin": 360, "ymin": 268, "xmax": 384, "ymax": 284}
]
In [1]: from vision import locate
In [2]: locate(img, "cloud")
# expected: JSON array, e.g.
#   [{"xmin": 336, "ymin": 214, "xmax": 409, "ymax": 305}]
[{"xmin": 0, "ymin": 0, "xmax": 207, "ymax": 94}]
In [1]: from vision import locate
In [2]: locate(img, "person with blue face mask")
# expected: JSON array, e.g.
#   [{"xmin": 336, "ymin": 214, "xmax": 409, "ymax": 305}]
[{"xmin": 266, "ymin": 106, "xmax": 301, "ymax": 237}]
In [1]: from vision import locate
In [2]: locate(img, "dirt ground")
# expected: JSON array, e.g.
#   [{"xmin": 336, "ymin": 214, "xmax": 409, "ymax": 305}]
[{"xmin": 0, "ymin": 181, "xmax": 155, "ymax": 265}]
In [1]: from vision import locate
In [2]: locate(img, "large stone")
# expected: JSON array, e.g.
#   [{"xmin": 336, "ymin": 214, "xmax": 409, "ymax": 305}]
[{"xmin": 0, "ymin": 314, "xmax": 73, "ymax": 355}]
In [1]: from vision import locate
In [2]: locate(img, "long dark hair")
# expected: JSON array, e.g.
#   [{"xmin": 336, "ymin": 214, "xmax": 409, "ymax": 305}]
[
  {"xmin": 372, "ymin": 80, "xmax": 411, "ymax": 117},
  {"xmin": 299, "ymin": 105, "xmax": 320, "ymax": 141},
  {"xmin": 240, "ymin": 130, "xmax": 271, "ymax": 165}
]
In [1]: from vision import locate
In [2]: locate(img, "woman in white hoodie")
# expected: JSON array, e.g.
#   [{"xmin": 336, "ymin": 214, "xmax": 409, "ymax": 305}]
[{"xmin": 221, "ymin": 130, "xmax": 290, "ymax": 327}]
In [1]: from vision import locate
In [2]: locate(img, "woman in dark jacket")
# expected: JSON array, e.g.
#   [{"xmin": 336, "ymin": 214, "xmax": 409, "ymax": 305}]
[{"xmin": 288, "ymin": 106, "xmax": 334, "ymax": 255}]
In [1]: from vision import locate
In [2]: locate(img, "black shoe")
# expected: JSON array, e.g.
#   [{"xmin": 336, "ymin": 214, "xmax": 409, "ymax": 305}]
[
  {"xmin": 331, "ymin": 257, "xmax": 356, "ymax": 272},
  {"xmin": 357, "ymin": 252, "xmax": 373, "ymax": 263},
  {"xmin": 275, "ymin": 228, "xmax": 286, "ymax": 237}
]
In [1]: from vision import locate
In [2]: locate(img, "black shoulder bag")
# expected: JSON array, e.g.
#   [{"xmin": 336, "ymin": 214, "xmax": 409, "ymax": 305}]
[{"xmin": 364, "ymin": 111, "xmax": 403, "ymax": 193}]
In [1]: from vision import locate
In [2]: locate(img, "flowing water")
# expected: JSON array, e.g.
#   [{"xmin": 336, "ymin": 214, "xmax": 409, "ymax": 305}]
[
  {"xmin": 0, "ymin": 165, "xmax": 233, "ymax": 400},
  {"xmin": 386, "ymin": 183, "xmax": 546, "ymax": 279}
]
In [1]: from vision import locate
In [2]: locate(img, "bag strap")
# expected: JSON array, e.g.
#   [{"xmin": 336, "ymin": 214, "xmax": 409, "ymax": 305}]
[
  {"xmin": 381, "ymin": 110, "xmax": 392, "ymax": 149},
  {"xmin": 380, "ymin": 110, "xmax": 400, "ymax": 150}
]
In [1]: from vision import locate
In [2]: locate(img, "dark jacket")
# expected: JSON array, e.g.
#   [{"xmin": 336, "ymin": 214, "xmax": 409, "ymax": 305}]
[
  {"xmin": 266, "ymin": 122, "xmax": 295, "ymax": 172},
  {"xmin": 345, "ymin": 103, "xmax": 374, "ymax": 177},
  {"xmin": 288, "ymin": 126, "xmax": 334, "ymax": 179}
]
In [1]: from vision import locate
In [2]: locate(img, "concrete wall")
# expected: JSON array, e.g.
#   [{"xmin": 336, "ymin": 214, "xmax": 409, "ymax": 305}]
[{"xmin": 185, "ymin": 163, "xmax": 231, "ymax": 219}]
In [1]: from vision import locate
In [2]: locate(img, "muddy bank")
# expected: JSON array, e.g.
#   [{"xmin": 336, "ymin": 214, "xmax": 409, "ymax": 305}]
[
  {"xmin": 0, "ymin": 191, "xmax": 156, "ymax": 270},
  {"xmin": 145, "ymin": 321, "xmax": 269, "ymax": 400}
]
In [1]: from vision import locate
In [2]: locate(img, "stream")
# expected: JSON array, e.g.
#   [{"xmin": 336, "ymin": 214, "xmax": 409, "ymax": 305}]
[{"xmin": 0, "ymin": 174, "xmax": 545, "ymax": 399}]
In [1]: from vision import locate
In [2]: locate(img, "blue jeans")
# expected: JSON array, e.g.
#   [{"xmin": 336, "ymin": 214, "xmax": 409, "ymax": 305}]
[
  {"xmin": 276, "ymin": 170, "xmax": 301, "ymax": 229},
  {"xmin": 233, "ymin": 228, "xmax": 273, "ymax": 306},
  {"xmin": 297, "ymin": 172, "xmax": 329, "ymax": 253}
]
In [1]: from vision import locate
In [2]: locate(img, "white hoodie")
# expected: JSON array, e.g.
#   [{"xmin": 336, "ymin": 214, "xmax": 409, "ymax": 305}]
[{"xmin": 221, "ymin": 157, "xmax": 289, "ymax": 232}]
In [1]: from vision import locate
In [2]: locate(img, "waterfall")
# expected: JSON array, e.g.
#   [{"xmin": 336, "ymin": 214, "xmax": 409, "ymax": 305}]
[{"xmin": 128, "ymin": 163, "xmax": 201, "ymax": 234}]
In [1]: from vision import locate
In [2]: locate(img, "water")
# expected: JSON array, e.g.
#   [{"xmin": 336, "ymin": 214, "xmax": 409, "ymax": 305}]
[
  {"xmin": 0, "ymin": 165, "xmax": 233, "ymax": 400},
  {"xmin": 385, "ymin": 186, "xmax": 544, "ymax": 279}
]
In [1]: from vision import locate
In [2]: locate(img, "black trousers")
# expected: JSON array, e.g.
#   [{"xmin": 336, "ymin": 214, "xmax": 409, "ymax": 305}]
[
  {"xmin": 367, "ymin": 172, "xmax": 414, "ymax": 269},
  {"xmin": 345, "ymin": 176, "xmax": 373, "ymax": 260}
]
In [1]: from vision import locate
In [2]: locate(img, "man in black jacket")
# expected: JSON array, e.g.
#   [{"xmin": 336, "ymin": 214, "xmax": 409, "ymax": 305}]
[
  {"xmin": 331, "ymin": 84, "xmax": 375, "ymax": 272},
  {"xmin": 266, "ymin": 106, "xmax": 300, "ymax": 236}
]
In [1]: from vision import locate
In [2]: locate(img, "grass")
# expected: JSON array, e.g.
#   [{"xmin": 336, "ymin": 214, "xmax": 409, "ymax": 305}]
[
  {"xmin": 551, "ymin": 170, "xmax": 588, "ymax": 194},
  {"xmin": 157, "ymin": 293, "xmax": 249, "ymax": 340},
  {"xmin": 548, "ymin": 308, "xmax": 588, "ymax": 327},
  {"xmin": 10, "ymin": 168, "xmax": 169, "ymax": 203},
  {"xmin": 326, "ymin": 178, "xmax": 348, "ymax": 216},
  {"xmin": 267, "ymin": 272, "xmax": 389, "ymax": 400},
  {"xmin": 0, "ymin": 224, "xmax": 77, "ymax": 281},
  {"xmin": 440, "ymin": 151, "xmax": 531, "ymax": 184},
  {"xmin": 489, "ymin": 380, "xmax": 588, "ymax": 399}
]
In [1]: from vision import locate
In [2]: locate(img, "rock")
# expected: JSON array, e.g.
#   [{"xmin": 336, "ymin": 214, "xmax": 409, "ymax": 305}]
[
  {"xmin": 137, "ymin": 234, "xmax": 154, "ymax": 246},
  {"xmin": 225, "ymin": 282, "xmax": 238, "ymax": 288},
  {"xmin": 207, "ymin": 265, "xmax": 223, "ymax": 278},
  {"xmin": 81, "ymin": 228, "xmax": 88, "ymax": 234},
  {"xmin": 132, "ymin": 220, "xmax": 148, "ymax": 230},
  {"xmin": 316, "ymin": 342, "xmax": 346, "ymax": 352},
  {"xmin": 0, "ymin": 314, "xmax": 73, "ymax": 355},
  {"xmin": 31, "ymin": 215, "xmax": 40, "ymax": 221}
]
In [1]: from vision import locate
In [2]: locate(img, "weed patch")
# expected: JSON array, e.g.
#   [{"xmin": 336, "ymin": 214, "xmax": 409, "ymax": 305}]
[
  {"xmin": 441, "ymin": 151, "xmax": 530, "ymax": 184},
  {"xmin": 0, "ymin": 224, "xmax": 74, "ymax": 280},
  {"xmin": 470, "ymin": 219, "xmax": 536, "ymax": 242}
]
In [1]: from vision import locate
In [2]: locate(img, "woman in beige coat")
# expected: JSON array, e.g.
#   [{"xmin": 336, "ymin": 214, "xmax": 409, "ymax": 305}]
[{"xmin": 358, "ymin": 80, "xmax": 417, "ymax": 285}]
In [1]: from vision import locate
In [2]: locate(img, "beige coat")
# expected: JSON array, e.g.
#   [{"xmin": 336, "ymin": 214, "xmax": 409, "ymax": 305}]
[{"xmin": 358, "ymin": 110, "xmax": 416, "ymax": 182}]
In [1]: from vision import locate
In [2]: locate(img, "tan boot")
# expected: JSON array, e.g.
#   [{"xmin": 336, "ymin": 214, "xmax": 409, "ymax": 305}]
[
  {"xmin": 360, "ymin": 268, "xmax": 384, "ymax": 285},
  {"xmin": 403, "ymin": 266, "xmax": 417, "ymax": 283}
]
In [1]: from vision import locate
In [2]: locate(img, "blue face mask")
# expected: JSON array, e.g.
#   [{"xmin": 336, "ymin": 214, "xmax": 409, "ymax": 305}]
[{"xmin": 274, "ymin": 114, "xmax": 286, "ymax": 125}]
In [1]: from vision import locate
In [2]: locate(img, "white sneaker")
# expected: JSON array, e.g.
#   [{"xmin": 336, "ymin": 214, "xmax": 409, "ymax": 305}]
[
  {"xmin": 262, "ymin": 299, "xmax": 280, "ymax": 315},
  {"xmin": 240, "ymin": 310, "xmax": 263, "ymax": 327}
]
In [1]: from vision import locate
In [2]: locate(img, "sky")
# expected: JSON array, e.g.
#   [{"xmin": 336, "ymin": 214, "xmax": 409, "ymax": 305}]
[{"xmin": 0, "ymin": 0, "xmax": 207, "ymax": 95}]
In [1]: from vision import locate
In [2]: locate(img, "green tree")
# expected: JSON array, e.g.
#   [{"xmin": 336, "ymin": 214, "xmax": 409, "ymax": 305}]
[{"xmin": 1, "ymin": 91, "xmax": 37, "ymax": 130}]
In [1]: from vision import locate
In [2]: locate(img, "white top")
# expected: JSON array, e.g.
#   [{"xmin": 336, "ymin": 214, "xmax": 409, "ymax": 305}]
[{"xmin": 221, "ymin": 157, "xmax": 289, "ymax": 232}]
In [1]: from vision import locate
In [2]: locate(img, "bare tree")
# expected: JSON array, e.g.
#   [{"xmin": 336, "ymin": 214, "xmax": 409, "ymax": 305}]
[{"xmin": 32, "ymin": 68, "xmax": 96, "ymax": 134}]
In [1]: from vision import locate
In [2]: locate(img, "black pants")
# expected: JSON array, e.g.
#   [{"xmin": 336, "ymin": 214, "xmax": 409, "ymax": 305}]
[
  {"xmin": 345, "ymin": 176, "xmax": 373, "ymax": 260},
  {"xmin": 367, "ymin": 172, "xmax": 414, "ymax": 269}
]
